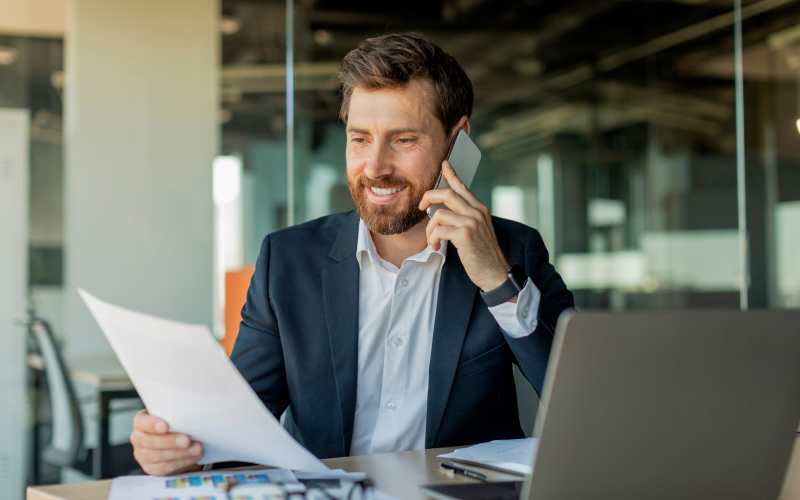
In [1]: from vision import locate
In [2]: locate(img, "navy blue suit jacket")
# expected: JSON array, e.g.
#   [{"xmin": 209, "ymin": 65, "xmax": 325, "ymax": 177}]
[{"xmin": 230, "ymin": 210, "xmax": 574, "ymax": 459}]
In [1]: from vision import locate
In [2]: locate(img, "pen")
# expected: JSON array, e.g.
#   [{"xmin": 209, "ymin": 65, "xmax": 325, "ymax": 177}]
[{"xmin": 439, "ymin": 462, "xmax": 488, "ymax": 482}]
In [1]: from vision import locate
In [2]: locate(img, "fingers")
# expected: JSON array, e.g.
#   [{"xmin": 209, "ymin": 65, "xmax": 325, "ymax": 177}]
[
  {"xmin": 133, "ymin": 439, "xmax": 203, "ymax": 463},
  {"xmin": 429, "ymin": 224, "xmax": 468, "ymax": 250},
  {"xmin": 426, "ymin": 208, "xmax": 477, "ymax": 248},
  {"xmin": 440, "ymin": 161, "xmax": 483, "ymax": 209},
  {"xmin": 419, "ymin": 188, "xmax": 480, "ymax": 219},
  {"xmin": 132, "ymin": 434, "xmax": 204, "ymax": 476},
  {"xmin": 130, "ymin": 409, "xmax": 204, "ymax": 476},
  {"xmin": 133, "ymin": 409, "xmax": 169, "ymax": 434},
  {"xmin": 130, "ymin": 428, "xmax": 193, "ymax": 450},
  {"xmin": 139, "ymin": 455, "xmax": 204, "ymax": 477}
]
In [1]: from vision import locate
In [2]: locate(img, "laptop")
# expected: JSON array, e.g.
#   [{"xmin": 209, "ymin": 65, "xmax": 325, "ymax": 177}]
[{"xmin": 421, "ymin": 309, "xmax": 800, "ymax": 500}]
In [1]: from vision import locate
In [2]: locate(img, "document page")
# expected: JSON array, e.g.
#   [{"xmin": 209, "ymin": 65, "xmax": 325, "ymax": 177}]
[
  {"xmin": 438, "ymin": 438, "xmax": 538, "ymax": 475},
  {"xmin": 108, "ymin": 469, "xmax": 397, "ymax": 500},
  {"xmin": 79, "ymin": 289, "xmax": 327, "ymax": 472}
]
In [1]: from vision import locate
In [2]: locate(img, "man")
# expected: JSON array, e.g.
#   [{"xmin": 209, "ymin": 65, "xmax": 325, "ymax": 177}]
[{"xmin": 130, "ymin": 32, "xmax": 574, "ymax": 476}]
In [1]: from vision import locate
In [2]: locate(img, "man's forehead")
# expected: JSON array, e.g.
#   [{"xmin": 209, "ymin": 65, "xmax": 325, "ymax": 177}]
[{"xmin": 347, "ymin": 83, "xmax": 441, "ymax": 133}]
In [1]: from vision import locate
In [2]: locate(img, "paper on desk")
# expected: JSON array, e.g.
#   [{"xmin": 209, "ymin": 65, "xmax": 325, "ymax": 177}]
[
  {"xmin": 438, "ymin": 438, "xmax": 538, "ymax": 476},
  {"xmin": 109, "ymin": 469, "xmax": 296, "ymax": 500},
  {"xmin": 79, "ymin": 289, "xmax": 327, "ymax": 472},
  {"xmin": 109, "ymin": 469, "xmax": 398, "ymax": 500}
]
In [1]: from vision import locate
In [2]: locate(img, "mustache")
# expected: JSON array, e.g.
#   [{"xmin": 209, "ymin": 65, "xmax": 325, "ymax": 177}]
[{"xmin": 357, "ymin": 176, "xmax": 412, "ymax": 189}]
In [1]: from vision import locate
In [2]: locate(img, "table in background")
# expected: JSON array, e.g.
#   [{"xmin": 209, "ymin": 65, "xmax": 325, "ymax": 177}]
[
  {"xmin": 26, "ymin": 437, "xmax": 800, "ymax": 500},
  {"xmin": 28, "ymin": 353, "xmax": 139, "ymax": 479}
]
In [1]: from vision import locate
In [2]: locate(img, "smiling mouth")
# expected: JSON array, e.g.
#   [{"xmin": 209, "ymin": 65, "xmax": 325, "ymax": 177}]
[{"xmin": 369, "ymin": 186, "xmax": 405, "ymax": 196}]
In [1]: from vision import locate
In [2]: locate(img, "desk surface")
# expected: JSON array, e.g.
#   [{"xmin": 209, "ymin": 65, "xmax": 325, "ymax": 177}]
[
  {"xmin": 28, "ymin": 353, "xmax": 133, "ymax": 390},
  {"xmin": 25, "ymin": 436, "xmax": 800, "ymax": 500}
]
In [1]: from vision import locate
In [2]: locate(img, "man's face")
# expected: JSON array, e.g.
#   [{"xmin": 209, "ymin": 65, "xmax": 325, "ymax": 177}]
[{"xmin": 345, "ymin": 79, "xmax": 447, "ymax": 235}]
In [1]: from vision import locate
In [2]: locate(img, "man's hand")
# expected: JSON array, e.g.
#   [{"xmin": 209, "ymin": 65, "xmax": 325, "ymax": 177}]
[
  {"xmin": 130, "ymin": 410, "xmax": 205, "ymax": 476},
  {"xmin": 420, "ymin": 160, "xmax": 513, "ymax": 296}
]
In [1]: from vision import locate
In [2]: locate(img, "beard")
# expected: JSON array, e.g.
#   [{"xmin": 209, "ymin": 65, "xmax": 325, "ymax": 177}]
[{"xmin": 347, "ymin": 167, "xmax": 440, "ymax": 236}]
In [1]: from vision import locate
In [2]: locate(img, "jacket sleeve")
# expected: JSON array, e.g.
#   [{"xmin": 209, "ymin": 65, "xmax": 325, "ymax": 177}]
[
  {"xmin": 230, "ymin": 234, "xmax": 290, "ymax": 419},
  {"xmin": 503, "ymin": 227, "xmax": 575, "ymax": 395}
]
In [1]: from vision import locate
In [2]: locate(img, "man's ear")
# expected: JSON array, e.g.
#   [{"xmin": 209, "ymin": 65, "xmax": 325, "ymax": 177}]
[{"xmin": 452, "ymin": 116, "xmax": 471, "ymax": 136}]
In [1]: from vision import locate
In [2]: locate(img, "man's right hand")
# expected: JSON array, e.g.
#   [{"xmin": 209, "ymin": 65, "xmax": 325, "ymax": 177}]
[{"xmin": 130, "ymin": 410, "xmax": 205, "ymax": 476}]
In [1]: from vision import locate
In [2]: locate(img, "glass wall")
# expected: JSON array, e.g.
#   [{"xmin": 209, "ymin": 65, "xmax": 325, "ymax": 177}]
[
  {"xmin": 0, "ymin": 35, "xmax": 64, "ymax": 330},
  {"xmin": 6, "ymin": 1, "xmax": 797, "ymax": 339},
  {"xmin": 220, "ymin": 0, "xmax": 800, "ymax": 312}
]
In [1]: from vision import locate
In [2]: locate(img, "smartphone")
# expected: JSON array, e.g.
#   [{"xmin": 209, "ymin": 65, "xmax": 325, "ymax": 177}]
[{"xmin": 428, "ymin": 129, "xmax": 482, "ymax": 218}]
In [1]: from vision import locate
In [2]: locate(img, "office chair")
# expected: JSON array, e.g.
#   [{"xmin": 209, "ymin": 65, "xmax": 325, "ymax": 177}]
[
  {"xmin": 28, "ymin": 318, "xmax": 93, "ymax": 476},
  {"xmin": 28, "ymin": 317, "xmax": 146, "ymax": 481}
]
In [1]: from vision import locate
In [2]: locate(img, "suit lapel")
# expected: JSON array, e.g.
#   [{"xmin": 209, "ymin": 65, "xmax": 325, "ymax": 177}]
[
  {"xmin": 426, "ymin": 243, "xmax": 478, "ymax": 448},
  {"xmin": 322, "ymin": 211, "xmax": 360, "ymax": 457}
]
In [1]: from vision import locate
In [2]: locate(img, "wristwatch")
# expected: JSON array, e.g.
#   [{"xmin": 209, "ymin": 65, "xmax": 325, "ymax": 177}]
[{"xmin": 480, "ymin": 264, "xmax": 528, "ymax": 307}]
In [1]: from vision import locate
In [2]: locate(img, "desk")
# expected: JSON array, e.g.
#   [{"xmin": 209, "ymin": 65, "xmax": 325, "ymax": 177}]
[
  {"xmin": 25, "ymin": 436, "xmax": 800, "ymax": 500},
  {"xmin": 28, "ymin": 353, "xmax": 138, "ymax": 479}
]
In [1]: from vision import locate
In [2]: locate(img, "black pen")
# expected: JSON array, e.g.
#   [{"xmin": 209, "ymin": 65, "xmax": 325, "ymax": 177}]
[{"xmin": 440, "ymin": 462, "xmax": 488, "ymax": 482}]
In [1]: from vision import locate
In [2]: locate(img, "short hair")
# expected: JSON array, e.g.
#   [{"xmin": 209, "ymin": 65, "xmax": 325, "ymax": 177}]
[{"xmin": 338, "ymin": 32, "xmax": 474, "ymax": 135}]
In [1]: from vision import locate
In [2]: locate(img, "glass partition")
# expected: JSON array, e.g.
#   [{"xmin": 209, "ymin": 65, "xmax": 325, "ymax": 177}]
[
  {"xmin": 739, "ymin": 1, "xmax": 800, "ymax": 308},
  {"xmin": 220, "ymin": 0, "xmax": 800, "ymax": 312}
]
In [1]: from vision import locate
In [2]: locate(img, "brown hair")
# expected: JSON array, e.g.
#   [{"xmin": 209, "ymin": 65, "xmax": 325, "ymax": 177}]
[{"xmin": 338, "ymin": 33, "xmax": 474, "ymax": 135}]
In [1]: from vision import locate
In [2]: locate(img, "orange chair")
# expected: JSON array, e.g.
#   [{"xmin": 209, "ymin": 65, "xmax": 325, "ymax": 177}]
[{"xmin": 221, "ymin": 265, "xmax": 255, "ymax": 356}]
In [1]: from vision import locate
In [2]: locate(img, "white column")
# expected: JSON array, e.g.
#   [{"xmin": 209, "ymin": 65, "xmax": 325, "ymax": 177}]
[
  {"xmin": 0, "ymin": 109, "xmax": 30, "ymax": 500},
  {"xmin": 64, "ymin": 0, "xmax": 218, "ymax": 355}
]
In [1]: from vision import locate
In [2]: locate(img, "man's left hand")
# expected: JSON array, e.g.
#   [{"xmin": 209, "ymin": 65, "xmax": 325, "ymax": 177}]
[{"xmin": 419, "ymin": 160, "xmax": 512, "ymax": 296}]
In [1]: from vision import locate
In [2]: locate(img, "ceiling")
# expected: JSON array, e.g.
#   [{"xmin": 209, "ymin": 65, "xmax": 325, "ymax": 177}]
[{"xmin": 218, "ymin": 0, "xmax": 800, "ymax": 158}]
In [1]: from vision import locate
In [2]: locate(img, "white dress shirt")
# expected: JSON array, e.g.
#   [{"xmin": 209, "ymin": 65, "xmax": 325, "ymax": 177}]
[{"xmin": 349, "ymin": 219, "xmax": 541, "ymax": 456}]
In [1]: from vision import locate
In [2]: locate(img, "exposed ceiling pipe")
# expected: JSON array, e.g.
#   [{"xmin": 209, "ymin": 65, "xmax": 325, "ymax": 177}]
[{"xmin": 596, "ymin": 0, "xmax": 797, "ymax": 72}]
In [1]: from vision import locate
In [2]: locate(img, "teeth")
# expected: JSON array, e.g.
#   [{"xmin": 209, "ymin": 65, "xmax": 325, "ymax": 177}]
[{"xmin": 370, "ymin": 186, "xmax": 405, "ymax": 196}]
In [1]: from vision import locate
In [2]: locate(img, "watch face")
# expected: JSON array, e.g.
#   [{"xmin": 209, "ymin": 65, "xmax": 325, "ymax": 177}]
[{"xmin": 509, "ymin": 264, "xmax": 528, "ymax": 290}]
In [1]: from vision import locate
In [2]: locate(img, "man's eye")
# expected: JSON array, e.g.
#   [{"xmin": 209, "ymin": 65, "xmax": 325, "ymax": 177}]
[
  {"xmin": 351, "ymin": 137, "xmax": 366, "ymax": 143},
  {"xmin": 398, "ymin": 138, "xmax": 415, "ymax": 144}
]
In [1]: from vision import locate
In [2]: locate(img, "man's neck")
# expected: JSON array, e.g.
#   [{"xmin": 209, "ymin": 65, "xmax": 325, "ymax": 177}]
[{"xmin": 370, "ymin": 220, "xmax": 429, "ymax": 270}]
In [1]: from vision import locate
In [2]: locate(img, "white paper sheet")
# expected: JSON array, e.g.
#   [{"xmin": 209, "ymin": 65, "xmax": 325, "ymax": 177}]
[
  {"xmin": 79, "ymin": 289, "xmax": 327, "ymax": 472},
  {"xmin": 108, "ymin": 469, "xmax": 398, "ymax": 500},
  {"xmin": 438, "ymin": 438, "xmax": 538, "ymax": 476}
]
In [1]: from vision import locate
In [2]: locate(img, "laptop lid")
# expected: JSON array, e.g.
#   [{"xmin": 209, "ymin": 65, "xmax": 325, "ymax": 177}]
[{"xmin": 524, "ymin": 309, "xmax": 800, "ymax": 500}]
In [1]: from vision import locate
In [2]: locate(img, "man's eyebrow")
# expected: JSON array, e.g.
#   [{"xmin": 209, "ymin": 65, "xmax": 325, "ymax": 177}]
[
  {"xmin": 346, "ymin": 127, "xmax": 371, "ymax": 135},
  {"xmin": 346, "ymin": 127, "xmax": 426, "ymax": 136}
]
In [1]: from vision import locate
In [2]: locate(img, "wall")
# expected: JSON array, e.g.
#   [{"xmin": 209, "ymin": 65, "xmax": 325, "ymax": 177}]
[
  {"xmin": 0, "ymin": 109, "xmax": 30, "ymax": 500},
  {"xmin": 63, "ymin": 0, "xmax": 218, "ymax": 355}
]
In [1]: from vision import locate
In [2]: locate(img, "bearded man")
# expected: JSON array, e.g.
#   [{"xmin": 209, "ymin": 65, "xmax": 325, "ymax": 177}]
[{"xmin": 129, "ymin": 32, "xmax": 574, "ymax": 476}]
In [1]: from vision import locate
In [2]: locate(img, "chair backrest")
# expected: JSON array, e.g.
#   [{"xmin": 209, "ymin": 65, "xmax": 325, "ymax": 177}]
[
  {"xmin": 222, "ymin": 265, "xmax": 255, "ymax": 356},
  {"xmin": 28, "ymin": 318, "xmax": 84, "ymax": 467}
]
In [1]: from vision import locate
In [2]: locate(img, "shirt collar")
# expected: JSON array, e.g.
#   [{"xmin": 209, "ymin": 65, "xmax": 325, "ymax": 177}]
[{"xmin": 356, "ymin": 218, "xmax": 447, "ymax": 273}]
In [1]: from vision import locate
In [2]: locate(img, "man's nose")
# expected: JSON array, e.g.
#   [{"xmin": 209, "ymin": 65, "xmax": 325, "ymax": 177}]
[{"xmin": 364, "ymin": 142, "xmax": 393, "ymax": 180}]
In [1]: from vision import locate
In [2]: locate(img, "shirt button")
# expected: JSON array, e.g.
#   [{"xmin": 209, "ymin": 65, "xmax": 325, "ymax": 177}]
[
  {"xmin": 521, "ymin": 308, "xmax": 529, "ymax": 319},
  {"xmin": 386, "ymin": 402, "xmax": 397, "ymax": 412},
  {"xmin": 393, "ymin": 338, "xmax": 403, "ymax": 347},
  {"xmin": 400, "ymin": 278, "xmax": 409, "ymax": 287}
]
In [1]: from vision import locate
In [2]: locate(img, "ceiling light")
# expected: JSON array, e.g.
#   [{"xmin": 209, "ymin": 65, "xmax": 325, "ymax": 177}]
[
  {"xmin": 795, "ymin": 118, "xmax": 800, "ymax": 135},
  {"xmin": 313, "ymin": 30, "xmax": 333, "ymax": 46},
  {"xmin": 220, "ymin": 16, "xmax": 241, "ymax": 36},
  {"xmin": 0, "ymin": 46, "xmax": 19, "ymax": 66}
]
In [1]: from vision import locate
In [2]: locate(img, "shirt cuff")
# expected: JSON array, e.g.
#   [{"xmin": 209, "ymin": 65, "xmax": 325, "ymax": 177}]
[{"xmin": 487, "ymin": 278, "xmax": 541, "ymax": 338}]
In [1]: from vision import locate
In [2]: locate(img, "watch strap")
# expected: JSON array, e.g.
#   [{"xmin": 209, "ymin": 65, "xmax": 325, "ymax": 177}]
[{"xmin": 481, "ymin": 264, "xmax": 527, "ymax": 307}]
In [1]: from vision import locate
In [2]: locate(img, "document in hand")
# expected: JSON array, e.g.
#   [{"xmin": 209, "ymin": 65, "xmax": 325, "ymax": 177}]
[{"xmin": 78, "ymin": 289, "xmax": 327, "ymax": 472}]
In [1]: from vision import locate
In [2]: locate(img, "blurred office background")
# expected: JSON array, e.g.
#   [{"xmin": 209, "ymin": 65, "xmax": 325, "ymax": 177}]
[{"xmin": 1, "ymin": 0, "xmax": 800, "ymax": 498}]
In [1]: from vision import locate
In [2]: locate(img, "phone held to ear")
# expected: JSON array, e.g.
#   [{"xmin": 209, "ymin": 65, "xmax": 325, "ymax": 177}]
[{"xmin": 428, "ymin": 129, "xmax": 482, "ymax": 218}]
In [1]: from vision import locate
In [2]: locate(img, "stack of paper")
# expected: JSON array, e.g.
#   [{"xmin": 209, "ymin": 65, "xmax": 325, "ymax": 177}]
[
  {"xmin": 438, "ymin": 438, "xmax": 538, "ymax": 476},
  {"xmin": 108, "ymin": 469, "xmax": 396, "ymax": 500}
]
